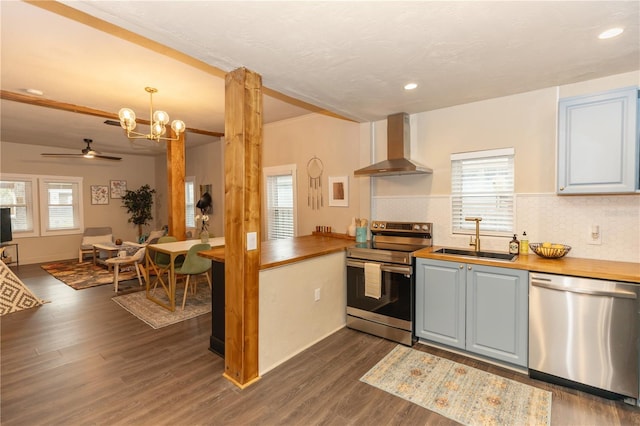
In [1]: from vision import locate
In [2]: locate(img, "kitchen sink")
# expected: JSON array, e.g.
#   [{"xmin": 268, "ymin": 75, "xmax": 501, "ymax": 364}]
[{"xmin": 433, "ymin": 247, "xmax": 518, "ymax": 262}]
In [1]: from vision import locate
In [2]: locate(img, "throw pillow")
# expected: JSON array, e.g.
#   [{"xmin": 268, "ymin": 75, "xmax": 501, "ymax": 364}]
[{"xmin": 81, "ymin": 234, "xmax": 113, "ymax": 247}]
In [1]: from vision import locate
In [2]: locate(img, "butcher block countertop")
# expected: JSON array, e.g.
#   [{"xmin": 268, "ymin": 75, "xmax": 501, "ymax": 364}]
[
  {"xmin": 413, "ymin": 246, "xmax": 640, "ymax": 284},
  {"xmin": 198, "ymin": 234, "xmax": 355, "ymax": 270}
]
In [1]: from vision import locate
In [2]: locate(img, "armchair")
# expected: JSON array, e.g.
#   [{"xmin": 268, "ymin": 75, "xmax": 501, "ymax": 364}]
[{"xmin": 78, "ymin": 227, "xmax": 113, "ymax": 262}]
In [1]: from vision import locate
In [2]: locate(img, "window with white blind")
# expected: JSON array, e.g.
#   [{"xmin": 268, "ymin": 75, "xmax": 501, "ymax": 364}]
[
  {"xmin": 39, "ymin": 176, "xmax": 83, "ymax": 236},
  {"xmin": 185, "ymin": 177, "xmax": 195, "ymax": 229},
  {"xmin": 451, "ymin": 148, "xmax": 514, "ymax": 236},
  {"xmin": 0, "ymin": 175, "xmax": 39, "ymax": 238},
  {"xmin": 264, "ymin": 164, "xmax": 297, "ymax": 240}
]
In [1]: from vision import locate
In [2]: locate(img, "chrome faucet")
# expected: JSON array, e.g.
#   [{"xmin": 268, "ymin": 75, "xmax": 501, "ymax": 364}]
[{"xmin": 465, "ymin": 217, "xmax": 482, "ymax": 252}]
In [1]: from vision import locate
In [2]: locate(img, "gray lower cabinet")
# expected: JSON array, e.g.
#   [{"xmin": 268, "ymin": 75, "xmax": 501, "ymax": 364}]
[{"xmin": 415, "ymin": 258, "xmax": 529, "ymax": 367}]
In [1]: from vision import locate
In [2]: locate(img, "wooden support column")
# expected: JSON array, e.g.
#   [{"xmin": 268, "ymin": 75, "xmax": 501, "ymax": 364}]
[
  {"xmin": 223, "ymin": 67, "xmax": 262, "ymax": 388},
  {"xmin": 167, "ymin": 130, "xmax": 186, "ymax": 240}
]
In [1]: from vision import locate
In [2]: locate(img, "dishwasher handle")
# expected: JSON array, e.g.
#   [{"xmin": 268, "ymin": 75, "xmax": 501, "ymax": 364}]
[{"xmin": 531, "ymin": 278, "xmax": 637, "ymax": 300}]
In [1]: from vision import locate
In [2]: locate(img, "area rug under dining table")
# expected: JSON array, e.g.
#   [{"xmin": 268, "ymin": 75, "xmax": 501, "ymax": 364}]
[
  {"xmin": 41, "ymin": 260, "xmax": 139, "ymax": 290},
  {"xmin": 361, "ymin": 345, "xmax": 552, "ymax": 426},
  {"xmin": 112, "ymin": 286, "xmax": 211, "ymax": 329}
]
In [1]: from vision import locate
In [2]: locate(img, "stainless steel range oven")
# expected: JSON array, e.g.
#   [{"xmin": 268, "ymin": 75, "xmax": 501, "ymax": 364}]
[{"xmin": 346, "ymin": 221, "xmax": 432, "ymax": 345}]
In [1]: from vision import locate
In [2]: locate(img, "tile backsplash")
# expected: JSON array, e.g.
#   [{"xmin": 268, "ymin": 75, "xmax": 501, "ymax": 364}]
[{"xmin": 372, "ymin": 193, "xmax": 640, "ymax": 263}]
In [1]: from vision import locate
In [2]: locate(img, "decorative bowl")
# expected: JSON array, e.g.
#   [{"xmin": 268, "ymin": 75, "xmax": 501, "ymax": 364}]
[{"xmin": 529, "ymin": 243, "xmax": 571, "ymax": 259}]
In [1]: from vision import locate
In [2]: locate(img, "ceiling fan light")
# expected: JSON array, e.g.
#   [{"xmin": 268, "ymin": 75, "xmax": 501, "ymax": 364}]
[
  {"xmin": 83, "ymin": 153, "xmax": 94, "ymax": 159},
  {"xmin": 171, "ymin": 119, "xmax": 186, "ymax": 134},
  {"xmin": 153, "ymin": 110, "xmax": 170, "ymax": 125}
]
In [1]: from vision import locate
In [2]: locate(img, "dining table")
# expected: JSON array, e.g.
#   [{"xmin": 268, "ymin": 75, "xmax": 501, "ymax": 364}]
[{"xmin": 145, "ymin": 237, "xmax": 225, "ymax": 311}]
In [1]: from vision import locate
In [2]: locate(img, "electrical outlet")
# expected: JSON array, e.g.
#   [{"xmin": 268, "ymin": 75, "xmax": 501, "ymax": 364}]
[
  {"xmin": 246, "ymin": 232, "xmax": 257, "ymax": 250},
  {"xmin": 314, "ymin": 288, "xmax": 321, "ymax": 301},
  {"xmin": 588, "ymin": 224, "xmax": 602, "ymax": 245}
]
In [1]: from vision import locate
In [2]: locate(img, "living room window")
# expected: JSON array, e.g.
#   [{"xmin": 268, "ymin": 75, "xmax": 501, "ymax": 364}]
[
  {"xmin": 0, "ymin": 174, "xmax": 84, "ymax": 238},
  {"xmin": 0, "ymin": 175, "xmax": 38, "ymax": 238},
  {"xmin": 39, "ymin": 176, "xmax": 84, "ymax": 236},
  {"xmin": 451, "ymin": 148, "xmax": 514, "ymax": 236},
  {"xmin": 263, "ymin": 164, "xmax": 297, "ymax": 240}
]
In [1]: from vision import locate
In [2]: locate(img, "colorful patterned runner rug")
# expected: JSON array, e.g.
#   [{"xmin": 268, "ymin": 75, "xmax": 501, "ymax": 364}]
[
  {"xmin": 361, "ymin": 345, "xmax": 551, "ymax": 426},
  {"xmin": 1, "ymin": 260, "xmax": 45, "ymax": 315},
  {"xmin": 41, "ymin": 260, "xmax": 139, "ymax": 290}
]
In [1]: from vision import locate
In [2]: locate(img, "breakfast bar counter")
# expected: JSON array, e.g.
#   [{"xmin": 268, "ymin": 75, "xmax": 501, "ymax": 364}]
[
  {"xmin": 199, "ymin": 234, "xmax": 355, "ymax": 374},
  {"xmin": 198, "ymin": 234, "xmax": 354, "ymax": 268}
]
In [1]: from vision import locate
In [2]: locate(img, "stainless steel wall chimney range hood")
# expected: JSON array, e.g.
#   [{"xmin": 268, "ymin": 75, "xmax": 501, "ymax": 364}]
[{"xmin": 354, "ymin": 112, "xmax": 432, "ymax": 177}]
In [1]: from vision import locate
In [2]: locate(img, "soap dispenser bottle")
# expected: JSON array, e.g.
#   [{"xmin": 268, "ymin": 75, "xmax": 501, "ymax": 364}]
[
  {"xmin": 509, "ymin": 234, "xmax": 520, "ymax": 255},
  {"xmin": 520, "ymin": 231, "xmax": 529, "ymax": 254}
]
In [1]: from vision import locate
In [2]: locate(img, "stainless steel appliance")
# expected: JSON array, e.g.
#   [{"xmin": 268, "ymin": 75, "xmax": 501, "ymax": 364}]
[
  {"xmin": 529, "ymin": 272, "xmax": 639, "ymax": 402},
  {"xmin": 346, "ymin": 221, "xmax": 432, "ymax": 345}
]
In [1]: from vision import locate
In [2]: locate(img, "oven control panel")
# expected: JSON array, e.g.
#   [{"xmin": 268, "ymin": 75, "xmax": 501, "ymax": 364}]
[{"xmin": 371, "ymin": 221, "xmax": 432, "ymax": 234}]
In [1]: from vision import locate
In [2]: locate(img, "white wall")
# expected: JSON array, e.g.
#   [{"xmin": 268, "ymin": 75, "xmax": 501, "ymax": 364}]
[
  {"xmin": 364, "ymin": 71, "xmax": 640, "ymax": 263},
  {"xmin": 259, "ymin": 251, "xmax": 346, "ymax": 375},
  {"xmin": 185, "ymin": 138, "xmax": 225, "ymax": 238},
  {"xmin": 0, "ymin": 141, "xmax": 158, "ymax": 264},
  {"xmin": 263, "ymin": 114, "xmax": 362, "ymax": 237}
]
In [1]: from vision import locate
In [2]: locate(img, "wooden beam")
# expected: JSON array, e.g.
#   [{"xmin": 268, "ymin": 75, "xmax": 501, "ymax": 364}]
[
  {"xmin": 23, "ymin": 1, "xmax": 356, "ymax": 124},
  {"xmin": 167, "ymin": 130, "xmax": 186, "ymax": 241},
  {"xmin": 0, "ymin": 90, "xmax": 223, "ymax": 137},
  {"xmin": 223, "ymin": 67, "xmax": 262, "ymax": 388}
]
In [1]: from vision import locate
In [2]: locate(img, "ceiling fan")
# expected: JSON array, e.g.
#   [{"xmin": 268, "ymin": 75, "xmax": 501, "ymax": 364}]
[{"xmin": 41, "ymin": 139, "xmax": 122, "ymax": 161}]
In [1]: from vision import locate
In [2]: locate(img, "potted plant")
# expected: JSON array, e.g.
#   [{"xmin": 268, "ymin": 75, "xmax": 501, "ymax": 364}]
[{"xmin": 121, "ymin": 184, "xmax": 156, "ymax": 238}]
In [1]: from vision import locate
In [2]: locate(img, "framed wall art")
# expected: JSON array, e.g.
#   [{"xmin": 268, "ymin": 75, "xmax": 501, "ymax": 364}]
[
  {"xmin": 109, "ymin": 180, "xmax": 127, "ymax": 199},
  {"xmin": 328, "ymin": 176, "xmax": 348, "ymax": 207},
  {"xmin": 90, "ymin": 185, "xmax": 109, "ymax": 205}
]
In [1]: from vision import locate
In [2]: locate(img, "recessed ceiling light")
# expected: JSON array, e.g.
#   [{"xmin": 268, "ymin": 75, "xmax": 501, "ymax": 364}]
[
  {"xmin": 25, "ymin": 88, "xmax": 44, "ymax": 96},
  {"xmin": 598, "ymin": 27, "xmax": 624, "ymax": 39},
  {"xmin": 404, "ymin": 83, "xmax": 418, "ymax": 91}
]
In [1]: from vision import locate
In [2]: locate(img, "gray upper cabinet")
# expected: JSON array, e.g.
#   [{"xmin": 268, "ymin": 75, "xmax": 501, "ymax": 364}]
[
  {"xmin": 415, "ymin": 258, "xmax": 529, "ymax": 368},
  {"xmin": 557, "ymin": 86, "xmax": 639, "ymax": 194}
]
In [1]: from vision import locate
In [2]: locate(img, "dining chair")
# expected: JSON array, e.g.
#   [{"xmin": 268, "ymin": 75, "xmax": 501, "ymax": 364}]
[
  {"xmin": 174, "ymin": 243, "xmax": 211, "ymax": 310},
  {"xmin": 147, "ymin": 236, "xmax": 184, "ymax": 293},
  {"xmin": 105, "ymin": 247, "xmax": 146, "ymax": 292}
]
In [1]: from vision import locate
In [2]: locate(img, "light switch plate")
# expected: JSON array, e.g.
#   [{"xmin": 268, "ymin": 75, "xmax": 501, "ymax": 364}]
[{"xmin": 247, "ymin": 232, "xmax": 257, "ymax": 250}]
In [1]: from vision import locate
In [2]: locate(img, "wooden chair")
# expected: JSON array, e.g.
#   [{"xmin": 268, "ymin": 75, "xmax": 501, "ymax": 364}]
[
  {"xmin": 174, "ymin": 243, "xmax": 211, "ymax": 310},
  {"xmin": 105, "ymin": 247, "xmax": 146, "ymax": 292}
]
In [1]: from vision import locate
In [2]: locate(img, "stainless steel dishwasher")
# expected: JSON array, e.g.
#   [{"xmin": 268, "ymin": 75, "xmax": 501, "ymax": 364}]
[{"xmin": 529, "ymin": 272, "xmax": 639, "ymax": 402}]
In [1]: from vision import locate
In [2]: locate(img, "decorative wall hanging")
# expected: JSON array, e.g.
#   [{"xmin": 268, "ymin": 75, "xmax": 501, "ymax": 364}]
[
  {"xmin": 328, "ymin": 176, "xmax": 349, "ymax": 207},
  {"xmin": 306, "ymin": 156, "xmax": 324, "ymax": 210},
  {"xmin": 110, "ymin": 180, "xmax": 127, "ymax": 199},
  {"xmin": 91, "ymin": 185, "xmax": 109, "ymax": 205},
  {"xmin": 199, "ymin": 184, "xmax": 213, "ymax": 214}
]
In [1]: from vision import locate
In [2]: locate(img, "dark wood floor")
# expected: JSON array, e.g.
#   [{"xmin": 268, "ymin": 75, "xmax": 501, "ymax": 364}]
[{"xmin": 2, "ymin": 263, "xmax": 639, "ymax": 425}]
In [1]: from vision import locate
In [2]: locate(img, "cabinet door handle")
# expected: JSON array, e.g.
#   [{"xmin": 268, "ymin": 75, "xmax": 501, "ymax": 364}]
[
  {"xmin": 559, "ymin": 186, "xmax": 564, "ymax": 191},
  {"xmin": 467, "ymin": 266, "xmax": 472, "ymax": 270},
  {"xmin": 459, "ymin": 264, "xmax": 464, "ymax": 269}
]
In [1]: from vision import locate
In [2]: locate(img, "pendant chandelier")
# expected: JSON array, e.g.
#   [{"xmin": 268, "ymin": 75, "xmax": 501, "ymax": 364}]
[{"xmin": 118, "ymin": 87, "xmax": 185, "ymax": 143}]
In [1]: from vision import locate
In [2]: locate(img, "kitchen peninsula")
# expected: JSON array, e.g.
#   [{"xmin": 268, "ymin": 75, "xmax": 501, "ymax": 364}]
[{"xmin": 199, "ymin": 234, "xmax": 354, "ymax": 375}]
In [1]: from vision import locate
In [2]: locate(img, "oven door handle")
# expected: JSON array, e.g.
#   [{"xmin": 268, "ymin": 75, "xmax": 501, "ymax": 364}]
[{"xmin": 346, "ymin": 259, "xmax": 412, "ymax": 275}]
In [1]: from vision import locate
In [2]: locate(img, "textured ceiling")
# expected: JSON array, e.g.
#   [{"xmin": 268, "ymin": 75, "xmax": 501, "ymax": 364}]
[{"xmin": 1, "ymin": 1, "xmax": 638, "ymax": 158}]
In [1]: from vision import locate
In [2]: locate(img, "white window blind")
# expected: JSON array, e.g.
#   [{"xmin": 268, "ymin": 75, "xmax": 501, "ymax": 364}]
[
  {"xmin": 185, "ymin": 177, "xmax": 195, "ymax": 229},
  {"xmin": 0, "ymin": 175, "xmax": 38, "ymax": 237},
  {"xmin": 451, "ymin": 148, "xmax": 514, "ymax": 236},
  {"xmin": 264, "ymin": 165, "xmax": 297, "ymax": 240}
]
